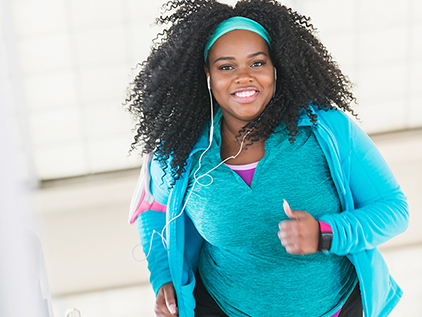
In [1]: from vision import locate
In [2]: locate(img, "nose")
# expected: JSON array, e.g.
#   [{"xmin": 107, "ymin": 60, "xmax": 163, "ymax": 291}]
[{"xmin": 234, "ymin": 68, "xmax": 254, "ymax": 84}]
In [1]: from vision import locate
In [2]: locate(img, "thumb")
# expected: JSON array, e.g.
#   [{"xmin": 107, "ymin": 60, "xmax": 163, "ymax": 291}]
[
  {"xmin": 164, "ymin": 285, "xmax": 177, "ymax": 314},
  {"xmin": 283, "ymin": 199, "xmax": 306, "ymax": 220}
]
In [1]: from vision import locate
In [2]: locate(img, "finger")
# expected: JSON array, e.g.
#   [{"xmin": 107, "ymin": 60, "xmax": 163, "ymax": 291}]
[
  {"xmin": 279, "ymin": 236, "xmax": 295, "ymax": 247},
  {"xmin": 278, "ymin": 221, "xmax": 288, "ymax": 230},
  {"xmin": 278, "ymin": 226, "xmax": 298, "ymax": 238},
  {"xmin": 278, "ymin": 230, "xmax": 285, "ymax": 240},
  {"xmin": 285, "ymin": 244, "xmax": 298, "ymax": 254},
  {"xmin": 154, "ymin": 290, "xmax": 168, "ymax": 316},
  {"xmin": 285, "ymin": 244, "xmax": 303, "ymax": 255},
  {"xmin": 283, "ymin": 199, "xmax": 295, "ymax": 218},
  {"xmin": 164, "ymin": 285, "xmax": 178, "ymax": 315},
  {"xmin": 283, "ymin": 200, "xmax": 308, "ymax": 220},
  {"xmin": 278, "ymin": 220, "xmax": 298, "ymax": 232},
  {"xmin": 278, "ymin": 229, "xmax": 299, "ymax": 246}
]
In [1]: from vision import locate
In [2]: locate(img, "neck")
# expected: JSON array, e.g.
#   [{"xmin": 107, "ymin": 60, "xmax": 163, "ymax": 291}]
[
  {"xmin": 220, "ymin": 117, "xmax": 265, "ymax": 164},
  {"xmin": 221, "ymin": 118, "xmax": 250, "ymax": 144}
]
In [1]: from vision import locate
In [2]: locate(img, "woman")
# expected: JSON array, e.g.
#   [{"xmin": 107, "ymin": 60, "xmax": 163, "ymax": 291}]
[{"xmin": 126, "ymin": 1, "xmax": 409, "ymax": 316}]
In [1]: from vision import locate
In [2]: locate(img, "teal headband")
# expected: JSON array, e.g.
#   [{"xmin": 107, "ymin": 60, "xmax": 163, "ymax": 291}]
[{"xmin": 204, "ymin": 16, "xmax": 272, "ymax": 62}]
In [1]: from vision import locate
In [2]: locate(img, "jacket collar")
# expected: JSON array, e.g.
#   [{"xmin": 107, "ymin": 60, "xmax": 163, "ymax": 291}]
[{"xmin": 193, "ymin": 105, "xmax": 317, "ymax": 152}]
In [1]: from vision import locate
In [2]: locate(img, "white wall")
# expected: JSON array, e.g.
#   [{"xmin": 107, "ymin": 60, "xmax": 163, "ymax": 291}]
[
  {"xmin": 0, "ymin": 2, "xmax": 52, "ymax": 315},
  {"xmin": 7, "ymin": 0, "xmax": 168, "ymax": 180},
  {"xmin": 297, "ymin": 0, "xmax": 422, "ymax": 132},
  {"xmin": 5, "ymin": 0, "xmax": 422, "ymax": 181}
]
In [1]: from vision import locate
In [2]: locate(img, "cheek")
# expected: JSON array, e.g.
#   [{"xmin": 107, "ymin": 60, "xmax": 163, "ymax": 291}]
[
  {"xmin": 262, "ymin": 74, "xmax": 275, "ymax": 96},
  {"xmin": 211, "ymin": 76, "xmax": 230, "ymax": 98}
]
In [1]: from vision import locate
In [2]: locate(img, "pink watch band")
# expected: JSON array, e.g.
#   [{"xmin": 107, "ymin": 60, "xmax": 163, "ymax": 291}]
[{"xmin": 318, "ymin": 220, "xmax": 332, "ymax": 233}]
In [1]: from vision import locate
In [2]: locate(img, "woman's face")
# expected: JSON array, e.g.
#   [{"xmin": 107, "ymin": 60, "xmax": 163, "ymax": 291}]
[{"xmin": 205, "ymin": 29, "xmax": 275, "ymax": 127}]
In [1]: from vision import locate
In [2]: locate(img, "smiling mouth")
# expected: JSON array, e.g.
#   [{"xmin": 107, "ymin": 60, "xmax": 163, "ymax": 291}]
[
  {"xmin": 231, "ymin": 89, "xmax": 259, "ymax": 103},
  {"xmin": 233, "ymin": 90, "xmax": 258, "ymax": 98}
]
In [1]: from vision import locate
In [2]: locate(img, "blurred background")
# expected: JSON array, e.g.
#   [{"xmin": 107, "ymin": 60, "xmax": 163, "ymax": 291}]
[{"xmin": 0, "ymin": 0, "xmax": 421, "ymax": 316}]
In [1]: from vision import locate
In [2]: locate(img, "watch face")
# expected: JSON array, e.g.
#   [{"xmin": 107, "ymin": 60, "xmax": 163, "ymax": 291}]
[{"xmin": 320, "ymin": 232, "xmax": 333, "ymax": 251}]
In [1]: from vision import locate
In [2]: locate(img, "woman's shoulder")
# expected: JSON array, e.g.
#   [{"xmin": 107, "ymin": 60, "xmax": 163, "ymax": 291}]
[
  {"xmin": 148, "ymin": 153, "xmax": 174, "ymax": 200},
  {"xmin": 311, "ymin": 107, "xmax": 371, "ymax": 159},
  {"xmin": 315, "ymin": 107, "xmax": 353, "ymax": 126},
  {"xmin": 314, "ymin": 107, "xmax": 358, "ymax": 140}
]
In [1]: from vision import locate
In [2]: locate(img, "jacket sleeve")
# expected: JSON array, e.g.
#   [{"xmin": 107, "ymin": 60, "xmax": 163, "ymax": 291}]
[
  {"xmin": 319, "ymin": 113, "xmax": 409, "ymax": 256},
  {"xmin": 129, "ymin": 153, "xmax": 173, "ymax": 294}
]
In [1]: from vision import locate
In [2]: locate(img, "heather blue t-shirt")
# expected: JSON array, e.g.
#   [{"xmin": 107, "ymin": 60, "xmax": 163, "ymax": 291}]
[{"xmin": 185, "ymin": 122, "xmax": 357, "ymax": 317}]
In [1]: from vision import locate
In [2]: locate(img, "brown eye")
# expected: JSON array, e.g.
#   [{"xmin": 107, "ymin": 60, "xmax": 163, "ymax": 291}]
[
  {"xmin": 219, "ymin": 65, "xmax": 234, "ymax": 70},
  {"xmin": 252, "ymin": 61, "xmax": 266, "ymax": 67}
]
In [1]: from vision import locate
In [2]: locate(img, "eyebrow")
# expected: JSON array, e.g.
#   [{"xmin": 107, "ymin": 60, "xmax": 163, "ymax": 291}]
[{"xmin": 213, "ymin": 51, "xmax": 268, "ymax": 64}]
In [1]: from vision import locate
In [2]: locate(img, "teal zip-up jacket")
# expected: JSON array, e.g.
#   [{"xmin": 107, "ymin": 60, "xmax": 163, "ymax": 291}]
[{"xmin": 129, "ymin": 106, "xmax": 409, "ymax": 317}]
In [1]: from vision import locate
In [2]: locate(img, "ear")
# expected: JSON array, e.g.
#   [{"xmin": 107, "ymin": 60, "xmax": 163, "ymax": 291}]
[
  {"xmin": 204, "ymin": 66, "xmax": 211, "ymax": 90},
  {"xmin": 204, "ymin": 66, "xmax": 210, "ymax": 79}
]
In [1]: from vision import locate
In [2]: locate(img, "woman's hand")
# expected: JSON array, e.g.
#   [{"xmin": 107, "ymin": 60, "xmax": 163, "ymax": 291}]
[
  {"xmin": 154, "ymin": 282, "xmax": 178, "ymax": 316},
  {"xmin": 278, "ymin": 200, "xmax": 320, "ymax": 255}
]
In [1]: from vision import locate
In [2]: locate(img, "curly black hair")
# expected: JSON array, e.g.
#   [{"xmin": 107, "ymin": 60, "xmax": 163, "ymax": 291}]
[{"xmin": 126, "ymin": 0, "xmax": 356, "ymax": 182}]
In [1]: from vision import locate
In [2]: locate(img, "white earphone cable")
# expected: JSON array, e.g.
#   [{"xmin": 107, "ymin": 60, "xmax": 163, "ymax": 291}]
[{"xmin": 134, "ymin": 76, "xmax": 253, "ymax": 261}]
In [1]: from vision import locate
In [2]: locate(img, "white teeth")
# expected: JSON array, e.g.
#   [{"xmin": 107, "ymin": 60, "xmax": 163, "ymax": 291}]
[{"xmin": 235, "ymin": 90, "xmax": 256, "ymax": 98}]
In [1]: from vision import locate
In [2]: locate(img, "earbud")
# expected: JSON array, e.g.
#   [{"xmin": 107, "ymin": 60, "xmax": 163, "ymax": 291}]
[
  {"xmin": 207, "ymin": 76, "xmax": 211, "ymax": 90},
  {"xmin": 274, "ymin": 67, "xmax": 277, "ymax": 80},
  {"xmin": 273, "ymin": 67, "xmax": 277, "ymax": 98}
]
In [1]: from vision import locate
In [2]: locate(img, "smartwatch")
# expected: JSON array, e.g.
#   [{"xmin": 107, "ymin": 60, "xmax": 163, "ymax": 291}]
[{"xmin": 318, "ymin": 221, "xmax": 333, "ymax": 252}]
